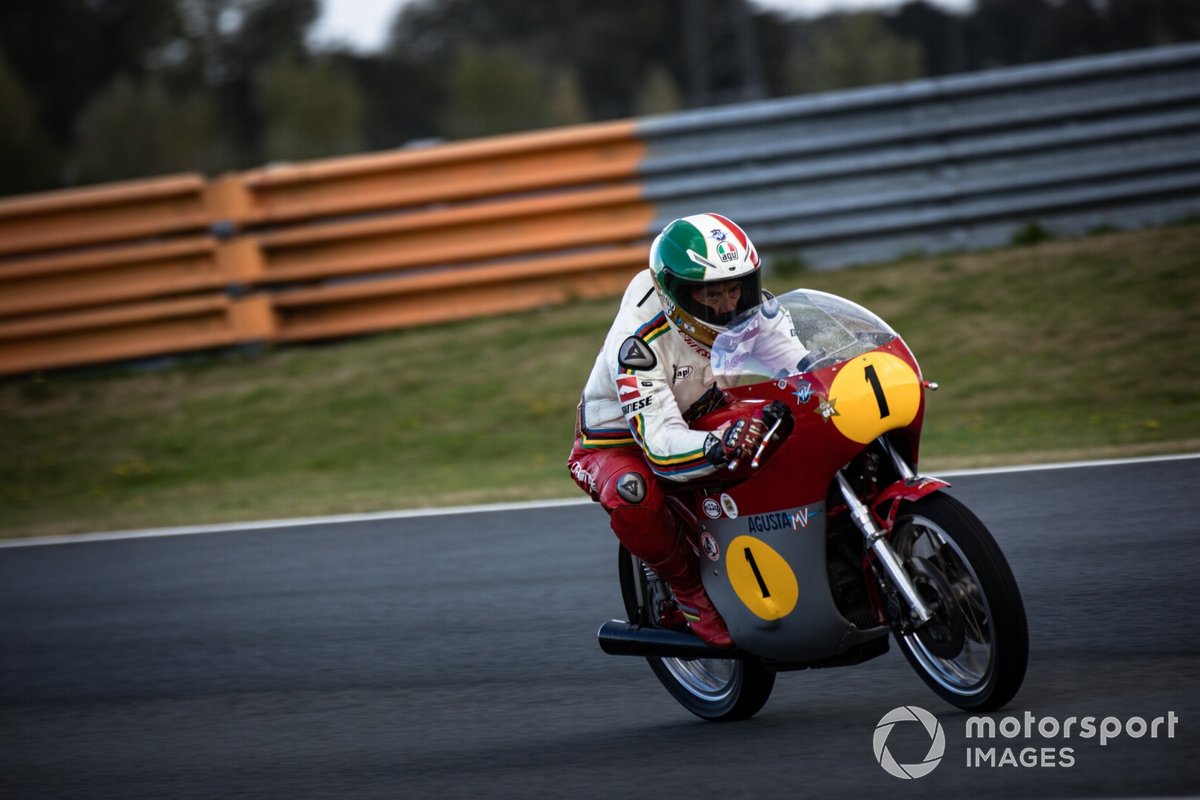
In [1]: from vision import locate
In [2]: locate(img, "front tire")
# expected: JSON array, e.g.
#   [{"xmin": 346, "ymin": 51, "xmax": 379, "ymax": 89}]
[
  {"xmin": 890, "ymin": 492, "xmax": 1028, "ymax": 711},
  {"xmin": 618, "ymin": 546, "xmax": 774, "ymax": 721}
]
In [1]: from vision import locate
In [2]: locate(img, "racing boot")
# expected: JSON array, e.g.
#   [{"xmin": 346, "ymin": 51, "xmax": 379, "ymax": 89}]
[
  {"xmin": 607, "ymin": 477, "xmax": 734, "ymax": 649},
  {"xmin": 644, "ymin": 540, "xmax": 734, "ymax": 649}
]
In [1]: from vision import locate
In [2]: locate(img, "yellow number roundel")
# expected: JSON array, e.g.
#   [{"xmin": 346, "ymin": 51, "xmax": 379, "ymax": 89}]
[
  {"xmin": 828, "ymin": 351, "xmax": 921, "ymax": 444},
  {"xmin": 727, "ymin": 535, "xmax": 799, "ymax": 621}
]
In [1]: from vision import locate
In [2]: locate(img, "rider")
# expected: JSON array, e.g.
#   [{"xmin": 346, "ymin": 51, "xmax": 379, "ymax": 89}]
[{"xmin": 567, "ymin": 213, "xmax": 773, "ymax": 648}]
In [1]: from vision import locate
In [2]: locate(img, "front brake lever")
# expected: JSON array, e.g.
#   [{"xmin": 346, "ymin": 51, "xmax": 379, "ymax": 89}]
[
  {"xmin": 728, "ymin": 400, "xmax": 792, "ymax": 472},
  {"xmin": 749, "ymin": 416, "xmax": 783, "ymax": 469}
]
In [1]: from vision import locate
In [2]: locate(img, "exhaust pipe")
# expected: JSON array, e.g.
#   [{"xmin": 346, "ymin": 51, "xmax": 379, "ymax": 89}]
[{"xmin": 597, "ymin": 620, "xmax": 745, "ymax": 659}]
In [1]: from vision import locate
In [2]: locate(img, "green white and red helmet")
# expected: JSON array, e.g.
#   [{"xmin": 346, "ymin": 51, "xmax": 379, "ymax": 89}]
[{"xmin": 649, "ymin": 213, "xmax": 763, "ymax": 349}]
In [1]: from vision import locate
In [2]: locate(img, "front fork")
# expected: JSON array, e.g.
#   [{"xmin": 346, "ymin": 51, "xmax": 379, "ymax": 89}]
[{"xmin": 835, "ymin": 439, "xmax": 943, "ymax": 628}]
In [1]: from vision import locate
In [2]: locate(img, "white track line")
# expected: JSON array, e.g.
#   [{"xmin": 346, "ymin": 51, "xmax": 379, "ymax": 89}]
[
  {"xmin": 937, "ymin": 451, "xmax": 1200, "ymax": 476},
  {"xmin": 2, "ymin": 452, "xmax": 1197, "ymax": 549}
]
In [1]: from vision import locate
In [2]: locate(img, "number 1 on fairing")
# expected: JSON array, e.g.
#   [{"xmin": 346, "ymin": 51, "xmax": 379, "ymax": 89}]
[
  {"xmin": 744, "ymin": 547, "xmax": 771, "ymax": 598},
  {"xmin": 864, "ymin": 364, "xmax": 891, "ymax": 419}
]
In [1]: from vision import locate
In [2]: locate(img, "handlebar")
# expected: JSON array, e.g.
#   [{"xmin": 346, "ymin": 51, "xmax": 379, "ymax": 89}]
[{"xmin": 727, "ymin": 400, "xmax": 792, "ymax": 472}]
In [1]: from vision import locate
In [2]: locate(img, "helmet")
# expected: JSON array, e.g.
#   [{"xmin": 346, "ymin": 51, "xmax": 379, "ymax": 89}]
[{"xmin": 649, "ymin": 212, "xmax": 763, "ymax": 349}]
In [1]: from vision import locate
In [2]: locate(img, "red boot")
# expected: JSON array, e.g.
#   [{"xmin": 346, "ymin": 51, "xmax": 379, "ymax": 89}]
[
  {"xmin": 645, "ymin": 543, "xmax": 734, "ymax": 649},
  {"xmin": 609, "ymin": 494, "xmax": 734, "ymax": 649}
]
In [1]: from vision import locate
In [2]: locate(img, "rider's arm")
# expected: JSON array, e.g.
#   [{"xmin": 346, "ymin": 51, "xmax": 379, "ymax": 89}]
[
  {"xmin": 746, "ymin": 305, "xmax": 811, "ymax": 377},
  {"xmin": 613, "ymin": 337, "xmax": 723, "ymax": 483}
]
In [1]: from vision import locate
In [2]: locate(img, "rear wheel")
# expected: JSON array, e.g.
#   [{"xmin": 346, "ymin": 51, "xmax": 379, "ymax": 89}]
[
  {"xmin": 618, "ymin": 546, "xmax": 774, "ymax": 721},
  {"xmin": 890, "ymin": 492, "xmax": 1028, "ymax": 711}
]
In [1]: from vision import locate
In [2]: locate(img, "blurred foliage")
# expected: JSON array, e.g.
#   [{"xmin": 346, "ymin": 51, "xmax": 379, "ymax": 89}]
[
  {"xmin": 0, "ymin": 49, "xmax": 56, "ymax": 190},
  {"xmin": 784, "ymin": 12, "xmax": 924, "ymax": 93},
  {"xmin": 634, "ymin": 65, "xmax": 688, "ymax": 117},
  {"xmin": 75, "ymin": 75, "xmax": 232, "ymax": 182},
  {"xmin": 0, "ymin": 0, "xmax": 1199, "ymax": 196},
  {"xmin": 253, "ymin": 57, "xmax": 364, "ymax": 161},
  {"xmin": 439, "ymin": 45, "xmax": 587, "ymax": 138},
  {"xmin": 1010, "ymin": 220, "xmax": 1054, "ymax": 247}
]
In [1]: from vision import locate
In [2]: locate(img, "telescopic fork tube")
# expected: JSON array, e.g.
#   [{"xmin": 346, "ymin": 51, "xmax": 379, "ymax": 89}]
[{"xmin": 835, "ymin": 472, "xmax": 934, "ymax": 626}]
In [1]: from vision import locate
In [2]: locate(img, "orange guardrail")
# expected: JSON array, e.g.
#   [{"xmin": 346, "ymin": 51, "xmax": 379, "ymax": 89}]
[
  {"xmin": 230, "ymin": 120, "xmax": 643, "ymax": 225},
  {"xmin": 0, "ymin": 174, "xmax": 218, "ymax": 258},
  {"xmin": 244, "ymin": 184, "xmax": 651, "ymax": 282},
  {"xmin": 272, "ymin": 245, "xmax": 646, "ymax": 342},
  {"xmin": 0, "ymin": 119, "xmax": 650, "ymax": 375},
  {"xmin": 0, "ymin": 294, "xmax": 276, "ymax": 375},
  {"xmin": 0, "ymin": 236, "xmax": 263, "ymax": 317}
]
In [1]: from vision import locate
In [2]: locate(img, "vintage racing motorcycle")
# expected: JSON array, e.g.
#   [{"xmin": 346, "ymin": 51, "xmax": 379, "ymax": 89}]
[{"xmin": 597, "ymin": 289, "xmax": 1029, "ymax": 721}]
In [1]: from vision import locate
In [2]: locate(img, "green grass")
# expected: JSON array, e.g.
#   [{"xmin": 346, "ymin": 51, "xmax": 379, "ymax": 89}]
[{"xmin": 2, "ymin": 223, "xmax": 1199, "ymax": 539}]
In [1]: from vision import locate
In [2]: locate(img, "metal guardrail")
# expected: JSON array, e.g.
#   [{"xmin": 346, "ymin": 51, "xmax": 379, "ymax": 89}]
[
  {"xmin": 1, "ymin": 43, "xmax": 1197, "ymax": 374},
  {"xmin": 0, "ymin": 236, "xmax": 258, "ymax": 317},
  {"xmin": 229, "ymin": 120, "xmax": 643, "ymax": 226},
  {"xmin": 0, "ymin": 121, "xmax": 651, "ymax": 373},
  {"xmin": 271, "ymin": 245, "xmax": 646, "ymax": 342},
  {"xmin": 0, "ymin": 174, "xmax": 219, "ymax": 258},
  {"xmin": 640, "ymin": 41, "xmax": 1200, "ymax": 267},
  {"xmin": 0, "ymin": 294, "xmax": 275, "ymax": 375}
]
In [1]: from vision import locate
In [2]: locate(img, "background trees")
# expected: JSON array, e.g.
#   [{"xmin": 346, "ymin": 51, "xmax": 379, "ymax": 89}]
[{"xmin": 1, "ymin": 0, "xmax": 1197, "ymax": 197}]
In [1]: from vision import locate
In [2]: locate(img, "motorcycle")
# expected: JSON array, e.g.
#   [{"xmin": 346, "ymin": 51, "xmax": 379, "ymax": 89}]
[{"xmin": 597, "ymin": 289, "xmax": 1028, "ymax": 721}]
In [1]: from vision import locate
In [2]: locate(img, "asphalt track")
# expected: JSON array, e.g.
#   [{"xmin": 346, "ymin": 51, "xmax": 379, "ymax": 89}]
[{"xmin": 2, "ymin": 456, "xmax": 1198, "ymax": 799}]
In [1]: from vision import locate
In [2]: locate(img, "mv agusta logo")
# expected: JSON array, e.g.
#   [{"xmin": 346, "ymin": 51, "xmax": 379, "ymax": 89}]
[{"xmin": 873, "ymin": 706, "xmax": 946, "ymax": 779}]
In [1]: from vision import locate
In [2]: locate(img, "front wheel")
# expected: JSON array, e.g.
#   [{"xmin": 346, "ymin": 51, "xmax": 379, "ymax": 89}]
[
  {"xmin": 618, "ymin": 546, "xmax": 775, "ymax": 721},
  {"xmin": 889, "ymin": 492, "xmax": 1028, "ymax": 711}
]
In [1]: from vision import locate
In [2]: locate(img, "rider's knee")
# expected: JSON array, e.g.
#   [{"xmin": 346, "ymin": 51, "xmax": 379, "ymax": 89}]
[{"xmin": 598, "ymin": 465, "xmax": 663, "ymax": 513}]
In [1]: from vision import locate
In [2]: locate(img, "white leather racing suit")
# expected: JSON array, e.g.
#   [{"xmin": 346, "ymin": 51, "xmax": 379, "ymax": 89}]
[
  {"xmin": 569, "ymin": 266, "xmax": 809, "ymax": 648},
  {"xmin": 575, "ymin": 268, "xmax": 811, "ymax": 481},
  {"xmin": 573, "ymin": 266, "xmax": 816, "ymax": 484}
]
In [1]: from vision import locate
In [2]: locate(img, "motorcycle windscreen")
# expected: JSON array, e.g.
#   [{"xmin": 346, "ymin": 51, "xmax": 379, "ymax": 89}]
[{"xmin": 712, "ymin": 289, "xmax": 902, "ymax": 388}]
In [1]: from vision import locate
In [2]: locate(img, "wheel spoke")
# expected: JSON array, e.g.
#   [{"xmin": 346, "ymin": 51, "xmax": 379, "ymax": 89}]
[
  {"xmin": 662, "ymin": 657, "xmax": 739, "ymax": 701},
  {"xmin": 895, "ymin": 514, "xmax": 997, "ymax": 695},
  {"xmin": 627, "ymin": 552, "xmax": 743, "ymax": 703}
]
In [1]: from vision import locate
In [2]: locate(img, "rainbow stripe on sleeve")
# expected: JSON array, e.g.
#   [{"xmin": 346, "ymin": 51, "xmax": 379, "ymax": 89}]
[
  {"xmin": 619, "ymin": 314, "xmax": 670, "ymax": 376},
  {"xmin": 636, "ymin": 313, "xmax": 671, "ymax": 345},
  {"xmin": 582, "ymin": 310, "xmax": 708, "ymax": 474},
  {"xmin": 578, "ymin": 404, "xmax": 636, "ymax": 448},
  {"xmin": 628, "ymin": 414, "xmax": 712, "ymax": 477}
]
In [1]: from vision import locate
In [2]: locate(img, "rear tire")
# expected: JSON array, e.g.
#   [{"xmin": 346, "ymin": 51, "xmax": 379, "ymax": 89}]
[
  {"xmin": 890, "ymin": 492, "xmax": 1028, "ymax": 711},
  {"xmin": 618, "ymin": 546, "xmax": 774, "ymax": 721}
]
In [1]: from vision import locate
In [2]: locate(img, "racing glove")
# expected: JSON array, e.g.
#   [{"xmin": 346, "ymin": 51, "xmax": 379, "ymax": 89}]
[{"xmin": 705, "ymin": 417, "xmax": 769, "ymax": 469}]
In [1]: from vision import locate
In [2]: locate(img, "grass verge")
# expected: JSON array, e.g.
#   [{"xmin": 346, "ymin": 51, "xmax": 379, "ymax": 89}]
[{"xmin": 2, "ymin": 224, "xmax": 1198, "ymax": 538}]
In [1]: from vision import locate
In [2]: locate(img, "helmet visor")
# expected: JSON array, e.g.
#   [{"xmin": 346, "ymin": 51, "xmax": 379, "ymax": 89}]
[{"xmin": 671, "ymin": 272, "xmax": 763, "ymax": 328}]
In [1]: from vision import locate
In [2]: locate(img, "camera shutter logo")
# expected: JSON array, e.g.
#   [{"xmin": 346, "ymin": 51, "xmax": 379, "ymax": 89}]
[{"xmin": 873, "ymin": 706, "xmax": 946, "ymax": 779}]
